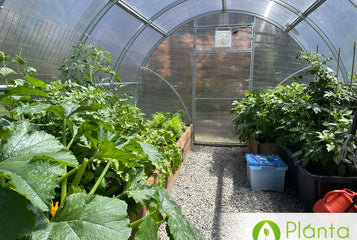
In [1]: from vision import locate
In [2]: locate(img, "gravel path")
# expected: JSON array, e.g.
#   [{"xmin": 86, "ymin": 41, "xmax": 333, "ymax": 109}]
[{"xmin": 161, "ymin": 145, "xmax": 304, "ymax": 239}]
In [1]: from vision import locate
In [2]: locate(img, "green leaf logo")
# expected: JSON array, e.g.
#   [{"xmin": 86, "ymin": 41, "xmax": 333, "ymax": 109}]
[{"xmin": 252, "ymin": 220, "xmax": 281, "ymax": 240}]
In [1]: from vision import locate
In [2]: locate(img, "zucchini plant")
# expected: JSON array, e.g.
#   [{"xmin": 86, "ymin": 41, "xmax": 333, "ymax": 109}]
[{"xmin": 0, "ymin": 46, "xmax": 201, "ymax": 239}]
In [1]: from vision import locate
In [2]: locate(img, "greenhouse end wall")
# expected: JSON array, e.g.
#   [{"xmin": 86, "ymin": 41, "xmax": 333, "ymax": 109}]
[{"xmin": 139, "ymin": 12, "xmax": 308, "ymax": 143}]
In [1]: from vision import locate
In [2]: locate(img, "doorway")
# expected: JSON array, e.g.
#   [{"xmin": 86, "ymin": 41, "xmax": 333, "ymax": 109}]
[{"xmin": 192, "ymin": 21, "xmax": 254, "ymax": 144}]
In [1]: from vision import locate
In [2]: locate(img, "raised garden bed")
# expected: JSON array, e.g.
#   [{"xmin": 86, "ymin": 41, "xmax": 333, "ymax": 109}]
[{"xmin": 146, "ymin": 124, "xmax": 193, "ymax": 189}]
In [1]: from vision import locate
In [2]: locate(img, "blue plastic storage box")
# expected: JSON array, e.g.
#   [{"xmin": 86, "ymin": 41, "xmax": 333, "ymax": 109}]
[{"xmin": 245, "ymin": 153, "xmax": 288, "ymax": 192}]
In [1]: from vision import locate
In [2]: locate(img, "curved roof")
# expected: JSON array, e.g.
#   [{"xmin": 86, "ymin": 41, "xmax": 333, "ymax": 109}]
[{"xmin": 1, "ymin": 0, "xmax": 356, "ymax": 82}]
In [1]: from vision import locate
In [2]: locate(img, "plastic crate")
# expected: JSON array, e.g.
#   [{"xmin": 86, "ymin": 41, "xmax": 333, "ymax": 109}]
[{"xmin": 245, "ymin": 153, "xmax": 288, "ymax": 192}]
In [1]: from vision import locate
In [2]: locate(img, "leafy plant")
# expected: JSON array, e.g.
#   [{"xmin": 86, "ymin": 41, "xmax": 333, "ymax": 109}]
[
  {"xmin": 59, "ymin": 42, "xmax": 120, "ymax": 86},
  {"xmin": 231, "ymin": 52, "xmax": 357, "ymax": 176},
  {"xmin": 0, "ymin": 46, "xmax": 201, "ymax": 239}
]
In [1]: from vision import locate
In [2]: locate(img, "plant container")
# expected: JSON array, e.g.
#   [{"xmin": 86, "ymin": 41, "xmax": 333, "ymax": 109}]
[{"xmin": 298, "ymin": 164, "xmax": 357, "ymax": 212}]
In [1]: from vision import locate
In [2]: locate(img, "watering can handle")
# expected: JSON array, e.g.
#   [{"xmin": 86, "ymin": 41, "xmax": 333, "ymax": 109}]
[
  {"xmin": 322, "ymin": 189, "xmax": 356, "ymax": 203},
  {"xmin": 349, "ymin": 112, "xmax": 357, "ymax": 135}
]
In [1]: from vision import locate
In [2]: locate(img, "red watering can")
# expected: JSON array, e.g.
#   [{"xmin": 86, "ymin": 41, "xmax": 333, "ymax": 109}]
[{"xmin": 313, "ymin": 188, "xmax": 357, "ymax": 213}]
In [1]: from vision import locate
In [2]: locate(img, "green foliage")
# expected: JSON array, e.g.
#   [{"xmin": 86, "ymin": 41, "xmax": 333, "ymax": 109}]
[
  {"xmin": 148, "ymin": 112, "xmax": 187, "ymax": 140},
  {"xmin": 232, "ymin": 52, "xmax": 357, "ymax": 176},
  {"xmin": 0, "ymin": 46, "xmax": 200, "ymax": 239},
  {"xmin": 32, "ymin": 193, "xmax": 132, "ymax": 240},
  {"xmin": 145, "ymin": 112, "xmax": 187, "ymax": 175},
  {"xmin": 0, "ymin": 121, "xmax": 77, "ymax": 211},
  {"xmin": 59, "ymin": 42, "xmax": 120, "ymax": 86},
  {"xmin": 0, "ymin": 187, "xmax": 47, "ymax": 240}
]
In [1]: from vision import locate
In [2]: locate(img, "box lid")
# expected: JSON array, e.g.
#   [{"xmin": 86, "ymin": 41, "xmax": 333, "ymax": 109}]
[{"xmin": 245, "ymin": 153, "xmax": 287, "ymax": 167}]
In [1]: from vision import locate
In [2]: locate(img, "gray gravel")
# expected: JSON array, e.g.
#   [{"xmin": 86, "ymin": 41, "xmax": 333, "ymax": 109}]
[{"xmin": 160, "ymin": 145, "xmax": 304, "ymax": 239}]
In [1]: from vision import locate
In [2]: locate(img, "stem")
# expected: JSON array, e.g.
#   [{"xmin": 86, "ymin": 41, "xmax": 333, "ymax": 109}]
[
  {"xmin": 60, "ymin": 119, "xmax": 68, "ymax": 206},
  {"xmin": 71, "ymin": 159, "xmax": 88, "ymax": 189},
  {"xmin": 60, "ymin": 166, "xmax": 67, "ymax": 206},
  {"xmin": 0, "ymin": 177, "xmax": 6, "ymax": 187},
  {"xmin": 58, "ymin": 167, "xmax": 79, "ymax": 183},
  {"xmin": 66, "ymin": 134, "xmax": 76, "ymax": 150},
  {"xmin": 62, "ymin": 119, "xmax": 67, "ymax": 146},
  {"xmin": 129, "ymin": 210, "xmax": 159, "ymax": 229},
  {"xmin": 89, "ymin": 159, "xmax": 113, "ymax": 195}
]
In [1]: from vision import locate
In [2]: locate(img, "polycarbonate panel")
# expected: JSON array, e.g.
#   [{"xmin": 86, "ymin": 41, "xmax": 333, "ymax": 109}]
[
  {"xmin": 143, "ymin": 22, "xmax": 194, "ymax": 121},
  {"xmin": 138, "ymin": 70, "xmax": 189, "ymax": 122},
  {"xmin": 3, "ymin": 0, "xmax": 107, "ymax": 31},
  {"xmin": 122, "ymin": 0, "xmax": 177, "ymax": 19},
  {"xmin": 118, "ymin": 27, "xmax": 162, "ymax": 82},
  {"xmin": 283, "ymin": 0, "xmax": 317, "ymax": 12},
  {"xmin": 195, "ymin": 12, "xmax": 254, "ymax": 26},
  {"xmin": 196, "ymin": 27, "xmax": 252, "ymax": 50},
  {"xmin": 154, "ymin": 0, "xmax": 222, "ymax": 32},
  {"xmin": 87, "ymin": 5, "xmax": 143, "ymax": 61},
  {"xmin": 196, "ymin": 52, "xmax": 250, "ymax": 98},
  {"xmin": 291, "ymin": 21, "xmax": 339, "ymax": 76},
  {"xmin": 227, "ymin": 0, "xmax": 298, "ymax": 28},
  {"xmin": 309, "ymin": 0, "xmax": 357, "ymax": 75},
  {"xmin": 194, "ymin": 99, "xmax": 238, "ymax": 143},
  {"xmin": 0, "ymin": 6, "xmax": 82, "ymax": 82},
  {"xmin": 253, "ymin": 18, "xmax": 307, "ymax": 90}
]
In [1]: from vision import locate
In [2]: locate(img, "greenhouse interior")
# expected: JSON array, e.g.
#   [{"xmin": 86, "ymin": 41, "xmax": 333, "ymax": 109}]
[{"xmin": 1, "ymin": 0, "xmax": 357, "ymax": 239}]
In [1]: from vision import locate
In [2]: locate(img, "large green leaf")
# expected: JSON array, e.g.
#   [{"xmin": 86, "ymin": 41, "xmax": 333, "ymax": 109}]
[
  {"xmin": 15, "ymin": 103, "xmax": 52, "ymax": 115},
  {"xmin": 123, "ymin": 169, "xmax": 157, "ymax": 204},
  {"xmin": 0, "ymin": 158, "xmax": 63, "ymax": 211},
  {"xmin": 0, "ymin": 122, "xmax": 78, "ymax": 210},
  {"xmin": 156, "ymin": 188, "xmax": 202, "ymax": 240},
  {"xmin": 137, "ymin": 141, "xmax": 164, "ymax": 166},
  {"xmin": 0, "ymin": 67, "xmax": 15, "ymax": 77},
  {"xmin": 0, "ymin": 121, "xmax": 77, "ymax": 167},
  {"xmin": 46, "ymin": 103, "xmax": 107, "ymax": 121},
  {"xmin": 32, "ymin": 193, "xmax": 131, "ymax": 240},
  {"xmin": 24, "ymin": 75, "xmax": 47, "ymax": 89},
  {"xmin": 97, "ymin": 138, "xmax": 136, "ymax": 161},
  {"xmin": 0, "ymin": 187, "xmax": 47, "ymax": 240},
  {"xmin": 134, "ymin": 216, "xmax": 160, "ymax": 240},
  {"xmin": 0, "ymin": 86, "xmax": 47, "ymax": 99}
]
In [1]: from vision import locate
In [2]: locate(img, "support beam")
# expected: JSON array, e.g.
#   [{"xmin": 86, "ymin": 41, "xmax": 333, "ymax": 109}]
[
  {"xmin": 141, "ymin": 67, "xmax": 191, "ymax": 122},
  {"xmin": 116, "ymin": 0, "xmax": 167, "ymax": 36},
  {"xmin": 286, "ymin": 0, "xmax": 327, "ymax": 32},
  {"xmin": 222, "ymin": 0, "xmax": 227, "ymax": 12},
  {"xmin": 79, "ymin": 0, "xmax": 118, "ymax": 42}
]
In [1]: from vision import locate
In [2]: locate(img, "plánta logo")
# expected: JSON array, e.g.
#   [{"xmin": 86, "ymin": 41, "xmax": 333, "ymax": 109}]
[{"xmin": 253, "ymin": 220, "xmax": 281, "ymax": 240}]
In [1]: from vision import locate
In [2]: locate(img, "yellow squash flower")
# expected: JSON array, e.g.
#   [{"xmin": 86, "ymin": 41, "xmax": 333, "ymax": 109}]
[{"xmin": 50, "ymin": 201, "xmax": 59, "ymax": 218}]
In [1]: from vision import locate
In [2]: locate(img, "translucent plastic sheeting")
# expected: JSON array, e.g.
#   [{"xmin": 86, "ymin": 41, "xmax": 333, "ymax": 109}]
[
  {"xmin": 195, "ymin": 12, "xmax": 254, "ymax": 26},
  {"xmin": 143, "ymin": 22, "xmax": 194, "ymax": 121},
  {"xmin": 122, "ymin": 0, "xmax": 178, "ymax": 19},
  {"xmin": 0, "ymin": 6, "xmax": 83, "ymax": 82},
  {"xmin": 291, "ymin": 21, "xmax": 340, "ymax": 76},
  {"xmin": 3, "ymin": 0, "xmax": 107, "ymax": 31},
  {"xmin": 309, "ymin": 0, "xmax": 357, "ymax": 75},
  {"xmin": 118, "ymin": 27, "xmax": 162, "ymax": 83},
  {"xmin": 154, "ymin": 0, "xmax": 222, "ymax": 32},
  {"xmin": 194, "ymin": 99, "xmax": 238, "ymax": 143},
  {"xmin": 282, "ymin": 0, "xmax": 317, "ymax": 12},
  {"xmin": 196, "ymin": 27, "xmax": 252, "ymax": 51},
  {"xmin": 253, "ymin": 18, "xmax": 308, "ymax": 90},
  {"xmin": 228, "ymin": 0, "xmax": 298, "ymax": 28},
  {"xmin": 137, "ymin": 69, "xmax": 189, "ymax": 122},
  {"xmin": 195, "ymin": 52, "xmax": 250, "ymax": 98},
  {"xmin": 87, "ymin": 5, "xmax": 143, "ymax": 62}
]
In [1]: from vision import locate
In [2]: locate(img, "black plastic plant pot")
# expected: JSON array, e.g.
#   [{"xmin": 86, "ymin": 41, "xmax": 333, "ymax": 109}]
[
  {"xmin": 297, "ymin": 164, "xmax": 357, "ymax": 212},
  {"xmin": 282, "ymin": 147, "xmax": 299, "ymax": 191}
]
